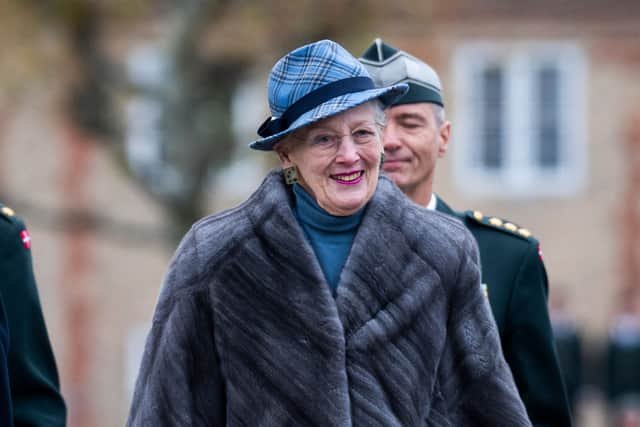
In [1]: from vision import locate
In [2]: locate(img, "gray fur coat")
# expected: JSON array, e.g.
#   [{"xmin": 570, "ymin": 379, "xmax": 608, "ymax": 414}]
[{"xmin": 127, "ymin": 170, "xmax": 531, "ymax": 426}]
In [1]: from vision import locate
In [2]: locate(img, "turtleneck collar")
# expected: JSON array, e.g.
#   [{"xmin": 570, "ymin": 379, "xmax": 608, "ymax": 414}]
[
  {"xmin": 292, "ymin": 183, "xmax": 365, "ymax": 295},
  {"xmin": 292, "ymin": 184, "xmax": 365, "ymax": 232}
]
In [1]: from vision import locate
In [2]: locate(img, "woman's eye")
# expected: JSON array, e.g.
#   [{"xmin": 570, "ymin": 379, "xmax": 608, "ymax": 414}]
[{"xmin": 312, "ymin": 134, "xmax": 336, "ymax": 145}]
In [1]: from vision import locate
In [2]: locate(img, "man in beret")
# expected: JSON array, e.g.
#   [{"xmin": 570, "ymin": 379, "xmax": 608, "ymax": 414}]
[
  {"xmin": 0, "ymin": 203, "xmax": 67, "ymax": 426},
  {"xmin": 359, "ymin": 39, "xmax": 572, "ymax": 426}
]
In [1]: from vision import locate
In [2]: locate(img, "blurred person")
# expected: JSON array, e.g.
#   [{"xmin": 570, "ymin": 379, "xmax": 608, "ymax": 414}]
[
  {"xmin": 606, "ymin": 289, "xmax": 640, "ymax": 407},
  {"xmin": 550, "ymin": 289, "xmax": 584, "ymax": 416},
  {"xmin": 128, "ymin": 39, "xmax": 531, "ymax": 426},
  {"xmin": 359, "ymin": 39, "xmax": 572, "ymax": 427},
  {"xmin": 0, "ymin": 203, "xmax": 67, "ymax": 427},
  {"xmin": 611, "ymin": 397, "xmax": 640, "ymax": 427}
]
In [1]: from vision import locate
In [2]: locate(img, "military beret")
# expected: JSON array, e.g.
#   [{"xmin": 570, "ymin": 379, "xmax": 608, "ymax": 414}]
[{"xmin": 359, "ymin": 38, "xmax": 444, "ymax": 107}]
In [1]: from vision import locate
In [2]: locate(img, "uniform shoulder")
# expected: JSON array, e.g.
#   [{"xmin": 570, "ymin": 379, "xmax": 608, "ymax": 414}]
[
  {"xmin": 0, "ymin": 203, "xmax": 24, "ymax": 231},
  {"xmin": 0, "ymin": 203, "xmax": 16, "ymax": 221},
  {"xmin": 0, "ymin": 203, "xmax": 31, "ymax": 253},
  {"xmin": 462, "ymin": 209, "xmax": 539, "ymax": 244}
]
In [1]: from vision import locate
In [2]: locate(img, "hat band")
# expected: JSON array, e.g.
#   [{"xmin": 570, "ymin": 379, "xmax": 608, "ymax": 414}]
[
  {"xmin": 393, "ymin": 82, "xmax": 444, "ymax": 107},
  {"xmin": 257, "ymin": 76, "xmax": 375, "ymax": 138}
]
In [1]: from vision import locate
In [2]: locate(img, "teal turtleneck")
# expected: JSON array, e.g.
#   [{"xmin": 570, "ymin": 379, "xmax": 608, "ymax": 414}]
[{"xmin": 292, "ymin": 184, "xmax": 365, "ymax": 296}]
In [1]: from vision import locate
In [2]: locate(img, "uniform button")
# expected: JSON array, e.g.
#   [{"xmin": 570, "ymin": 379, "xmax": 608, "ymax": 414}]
[
  {"xmin": 1, "ymin": 206, "xmax": 15, "ymax": 217},
  {"xmin": 473, "ymin": 211, "xmax": 483, "ymax": 221}
]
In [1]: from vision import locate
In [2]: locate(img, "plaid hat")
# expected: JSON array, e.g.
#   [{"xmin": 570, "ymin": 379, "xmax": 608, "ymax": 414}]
[
  {"xmin": 359, "ymin": 38, "xmax": 443, "ymax": 107},
  {"xmin": 250, "ymin": 40, "xmax": 408, "ymax": 151}
]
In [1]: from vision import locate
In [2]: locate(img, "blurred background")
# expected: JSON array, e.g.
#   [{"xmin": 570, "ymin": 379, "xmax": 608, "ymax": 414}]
[{"xmin": 1, "ymin": 1, "xmax": 639, "ymax": 426}]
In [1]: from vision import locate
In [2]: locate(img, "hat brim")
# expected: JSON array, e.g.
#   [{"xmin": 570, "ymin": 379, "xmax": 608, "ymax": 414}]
[{"xmin": 249, "ymin": 83, "xmax": 408, "ymax": 151}]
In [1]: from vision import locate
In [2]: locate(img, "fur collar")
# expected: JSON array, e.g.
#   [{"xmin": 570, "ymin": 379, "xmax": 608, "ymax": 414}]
[
  {"xmin": 192, "ymin": 169, "xmax": 468, "ymax": 342},
  {"xmin": 129, "ymin": 169, "xmax": 531, "ymax": 426}
]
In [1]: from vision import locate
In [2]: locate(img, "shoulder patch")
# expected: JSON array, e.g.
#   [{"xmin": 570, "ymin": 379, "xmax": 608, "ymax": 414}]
[
  {"xmin": 465, "ymin": 210, "xmax": 536, "ymax": 241},
  {"xmin": 20, "ymin": 228, "xmax": 32, "ymax": 249}
]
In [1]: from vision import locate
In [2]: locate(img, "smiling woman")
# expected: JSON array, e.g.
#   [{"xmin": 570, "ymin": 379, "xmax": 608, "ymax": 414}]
[
  {"xmin": 274, "ymin": 102, "xmax": 383, "ymax": 216},
  {"xmin": 127, "ymin": 39, "xmax": 532, "ymax": 427}
]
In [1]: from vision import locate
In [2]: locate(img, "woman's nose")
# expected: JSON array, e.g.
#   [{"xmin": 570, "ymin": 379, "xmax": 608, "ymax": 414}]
[{"xmin": 335, "ymin": 137, "xmax": 359, "ymax": 164}]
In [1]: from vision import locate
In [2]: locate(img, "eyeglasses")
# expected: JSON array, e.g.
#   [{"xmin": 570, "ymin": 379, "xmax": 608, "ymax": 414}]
[{"xmin": 294, "ymin": 122, "xmax": 380, "ymax": 154}]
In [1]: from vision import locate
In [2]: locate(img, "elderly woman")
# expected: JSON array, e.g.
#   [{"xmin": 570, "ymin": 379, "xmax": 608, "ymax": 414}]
[{"xmin": 127, "ymin": 40, "xmax": 530, "ymax": 426}]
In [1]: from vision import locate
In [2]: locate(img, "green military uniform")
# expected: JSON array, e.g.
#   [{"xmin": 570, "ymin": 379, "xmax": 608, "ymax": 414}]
[
  {"xmin": 436, "ymin": 197, "xmax": 572, "ymax": 427},
  {"xmin": 0, "ymin": 203, "xmax": 67, "ymax": 426},
  {"xmin": 359, "ymin": 37, "xmax": 571, "ymax": 426}
]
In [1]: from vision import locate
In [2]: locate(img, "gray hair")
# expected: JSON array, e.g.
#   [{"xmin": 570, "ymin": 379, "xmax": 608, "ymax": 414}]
[
  {"xmin": 274, "ymin": 99, "xmax": 386, "ymax": 153},
  {"xmin": 373, "ymin": 99, "xmax": 386, "ymax": 129},
  {"xmin": 431, "ymin": 104, "xmax": 446, "ymax": 127}
]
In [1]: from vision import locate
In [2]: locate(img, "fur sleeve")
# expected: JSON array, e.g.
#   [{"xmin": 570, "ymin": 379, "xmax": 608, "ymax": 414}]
[
  {"xmin": 435, "ymin": 232, "xmax": 532, "ymax": 426},
  {"xmin": 127, "ymin": 229, "xmax": 226, "ymax": 427}
]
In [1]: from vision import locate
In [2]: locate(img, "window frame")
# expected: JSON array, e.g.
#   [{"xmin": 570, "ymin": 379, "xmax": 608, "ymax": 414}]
[{"xmin": 452, "ymin": 41, "xmax": 587, "ymax": 198}]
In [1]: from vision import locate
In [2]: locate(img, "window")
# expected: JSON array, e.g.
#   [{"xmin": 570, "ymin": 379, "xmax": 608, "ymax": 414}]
[
  {"xmin": 452, "ymin": 42, "xmax": 587, "ymax": 197},
  {"xmin": 480, "ymin": 66, "xmax": 504, "ymax": 169}
]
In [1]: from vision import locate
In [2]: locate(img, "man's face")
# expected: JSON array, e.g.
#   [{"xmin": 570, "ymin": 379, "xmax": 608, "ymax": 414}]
[{"xmin": 382, "ymin": 103, "xmax": 450, "ymax": 198}]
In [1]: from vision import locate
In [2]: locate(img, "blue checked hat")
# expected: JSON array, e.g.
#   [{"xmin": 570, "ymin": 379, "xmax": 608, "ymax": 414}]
[
  {"xmin": 359, "ymin": 38, "xmax": 444, "ymax": 107},
  {"xmin": 250, "ymin": 39, "xmax": 408, "ymax": 151}
]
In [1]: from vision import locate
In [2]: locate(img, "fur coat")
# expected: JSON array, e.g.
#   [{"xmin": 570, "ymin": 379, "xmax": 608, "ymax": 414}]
[{"xmin": 127, "ymin": 170, "xmax": 531, "ymax": 427}]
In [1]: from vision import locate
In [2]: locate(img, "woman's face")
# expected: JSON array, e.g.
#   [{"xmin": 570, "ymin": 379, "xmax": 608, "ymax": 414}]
[{"xmin": 276, "ymin": 102, "xmax": 383, "ymax": 216}]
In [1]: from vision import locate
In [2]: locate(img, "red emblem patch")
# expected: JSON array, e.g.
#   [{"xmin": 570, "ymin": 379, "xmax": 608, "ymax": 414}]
[{"xmin": 20, "ymin": 229, "xmax": 31, "ymax": 249}]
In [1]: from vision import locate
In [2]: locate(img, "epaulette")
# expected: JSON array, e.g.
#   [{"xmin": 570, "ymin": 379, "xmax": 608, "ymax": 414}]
[
  {"xmin": 464, "ymin": 210, "xmax": 536, "ymax": 241},
  {"xmin": 0, "ymin": 203, "xmax": 32, "ymax": 249},
  {"xmin": 0, "ymin": 204, "xmax": 17, "ymax": 224}
]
